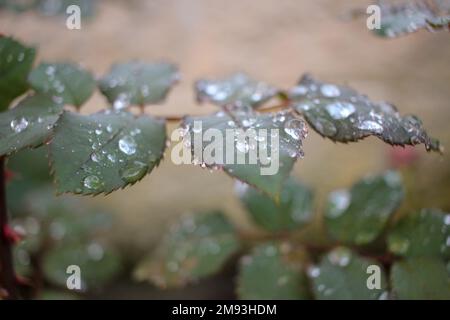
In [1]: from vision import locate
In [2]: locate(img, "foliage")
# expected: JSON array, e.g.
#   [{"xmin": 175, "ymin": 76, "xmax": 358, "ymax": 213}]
[
  {"xmin": 0, "ymin": 33, "xmax": 447, "ymax": 300},
  {"xmin": 136, "ymin": 173, "xmax": 450, "ymax": 300}
]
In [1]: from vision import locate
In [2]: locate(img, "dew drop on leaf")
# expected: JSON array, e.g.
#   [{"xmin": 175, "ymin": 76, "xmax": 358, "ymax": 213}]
[
  {"xmin": 120, "ymin": 161, "xmax": 148, "ymax": 183},
  {"xmin": 118, "ymin": 136, "xmax": 137, "ymax": 155},
  {"xmin": 10, "ymin": 117, "xmax": 29, "ymax": 133},
  {"xmin": 320, "ymin": 84, "xmax": 341, "ymax": 98}
]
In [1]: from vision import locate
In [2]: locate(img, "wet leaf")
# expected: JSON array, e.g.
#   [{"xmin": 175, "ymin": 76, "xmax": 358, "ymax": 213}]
[
  {"xmin": 391, "ymin": 257, "xmax": 450, "ymax": 299},
  {"xmin": 290, "ymin": 74, "xmax": 441, "ymax": 152},
  {"xmin": 50, "ymin": 110, "xmax": 166, "ymax": 195},
  {"xmin": 309, "ymin": 247, "xmax": 388, "ymax": 300},
  {"xmin": 28, "ymin": 62, "xmax": 95, "ymax": 108},
  {"xmin": 182, "ymin": 109, "xmax": 307, "ymax": 198},
  {"xmin": 388, "ymin": 209, "xmax": 450, "ymax": 258},
  {"xmin": 237, "ymin": 242, "xmax": 310, "ymax": 299},
  {"xmin": 374, "ymin": 0, "xmax": 450, "ymax": 38},
  {"xmin": 195, "ymin": 72, "xmax": 279, "ymax": 108},
  {"xmin": 0, "ymin": 37, "xmax": 36, "ymax": 111},
  {"xmin": 134, "ymin": 211, "xmax": 240, "ymax": 288},
  {"xmin": 238, "ymin": 177, "xmax": 314, "ymax": 232},
  {"xmin": 324, "ymin": 171, "xmax": 404, "ymax": 245},
  {"xmin": 98, "ymin": 61, "xmax": 178, "ymax": 108},
  {"xmin": 0, "ymin": 94, "xmax": 63, "ymax": 156},
  {"xmin": 43, "ymin": 241, "xmax": 122, "ymax": 290}
]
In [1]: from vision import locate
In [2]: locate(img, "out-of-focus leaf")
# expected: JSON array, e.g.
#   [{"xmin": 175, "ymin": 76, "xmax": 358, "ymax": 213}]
[
  {"xmin": 195, "ymin": 72, "xmax": 279, "ymax": 108},
  {"xmin": 237, "ymin": 242, "xmax": 310, "ymax": 299},
  {"xmin": 6, "ymin": 147, "xmax": 52, "ymax": 214},
  {"xmin": 309, "ymin": 247, "xmax": 388, "ymax": 300},
  {"xmin": 134, "ymin": 211, "xmax": 240, "ymax": 288},
  {"xmin": 182, "ymin": 109, "xmax": 307, "ymax": 198},
  {"xmin": 28, "ymin": 62, "xmax": 95, "ymax": 108},
  {"xmin": 324, "ymin": 171, "xmax": 404, "ymax": 245},
  {"xmin": 98, "ymin": 61, "xmax": 178, "ymax": 108},
  {"xmin": 50, "ymin": 110, "xmax": 166, "ymax": 195},
  {"xmin": 238, "ymin": 177, "xmax": 314, "ymax": 232},
  {"xmin": 39, "ymin": 290, "xmax": 80, "ymax": 300},
  {"xmin": 374, "ymin": 0, "xmax": 450, "ymax": 38},
  {"xmin": 388, "ymin": 209, "xmax": 450, "ymax": 258},
  {"xmin": 290, "ymin": 74, "xmax": 441, "ymax": 152},
  {"xmin": 0, "ymin": 94, "xmax": 63, "ymax": 156},
  {"xmin": 391, "ymin": 257, "xmax": 450, "ymax": 299},
  {"xmin": 43, "ymin": 241, "xmax": 122, "ymax": 290},
  {"xmin": 0, "ymin": 37, "xmax": 36, "ymax": 111},
  {"xmin": 12, "ymin": 187, "xmax": 116, "ymax": 283}
]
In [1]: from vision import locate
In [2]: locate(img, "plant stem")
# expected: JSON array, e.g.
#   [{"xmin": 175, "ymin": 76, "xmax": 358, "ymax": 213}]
[{"xmin": 0, "ymin": 157, "xmax": 18, "ymax": 299}]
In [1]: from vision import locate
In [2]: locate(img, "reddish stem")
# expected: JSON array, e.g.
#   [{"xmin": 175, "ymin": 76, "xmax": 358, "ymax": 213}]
[{"xmin": 0, "ymin": 157, "xmax": 18, "ymax": 299}]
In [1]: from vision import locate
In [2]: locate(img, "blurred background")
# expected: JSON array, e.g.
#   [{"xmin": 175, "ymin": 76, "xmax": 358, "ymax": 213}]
[{"xmin": 1, "ymin": 0, "xmax": 449, "ymax": 299}]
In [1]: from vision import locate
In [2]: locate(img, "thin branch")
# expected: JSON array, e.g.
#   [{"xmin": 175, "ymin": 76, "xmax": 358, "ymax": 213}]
[{"xmin": 0, "ymin": 157, "xmax": 18, "ymax": 299}]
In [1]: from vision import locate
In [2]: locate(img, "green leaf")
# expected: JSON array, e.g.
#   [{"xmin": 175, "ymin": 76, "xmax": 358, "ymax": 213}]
[
  {"xmin": 195, "ymin": 72, "xmax": 279, "ymax": 108},
  {"xmin": 0, "ymin": 94, "xmax": 63, "ymax": 156},
  {"xmin": 28, "ymin": 62, "xmax": 95, "ymax": 108},
  {"xmin": 391, "ymin": 257, "xmax": 450, "ymax": 299},
  {"xmin": 0, "ymin": 37, "xmax": 36, "ymax": 111},
  {"xmin": 290, "ymin": 74, "xmax": 441, "ymax": 152},
  {"xmin": 324, "ymin": 171, "xmax": 404, "ymax": 245},
  {"xmin": 237, "ymin": 242, "xmax": 310, "ymax": 299},
  {"xmin": 50, "ymin": 110, "xmax": 166, "ymax": 195},
  {"xmin": 238, "ymin": 177, "xmax": 314, "ymax": 232},
  {"xmin": 374, "ymin": 1, "xmax": 450, "ymax": 38},
  {"xmin": 43, "ymin": 241, "xmax": 122, "ymax": 290},
  {"xmin": 388, "ymin": 209, "xmax": 450, "ymax": 259},
  {"xmin": 182, "ymin": 109, "xmax": 307, "ymax": 198},
  {"xmin": 98, "ymin": 61, "xmax": 178, "ymax": 108},
  {"xmin": 309, "ymin": 247, "xmax": 388, "ymax": 300},
  {"xmin": 134, "ymin": 211, "xmax": 240, "ymax": 288}
]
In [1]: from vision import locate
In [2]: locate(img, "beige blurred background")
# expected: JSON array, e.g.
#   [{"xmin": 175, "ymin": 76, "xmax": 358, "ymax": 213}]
[{"xmin": 1, "ymin": 0, "xmax": 449, "ymax": 253}]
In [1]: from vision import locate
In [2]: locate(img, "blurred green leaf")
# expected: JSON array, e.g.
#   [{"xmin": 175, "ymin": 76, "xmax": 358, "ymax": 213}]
[
  {"xmin": 195, "ymin": 72, "xmax": 279, "ymax": 108},
  {"xmin": 135, "ymin": 211, "xmax": 240, "ymax": 288},
  {"xmin": 43, "ymin": 241, "xmax": 121, "ymax": 290},
  {"xmin": 50, "ymin": 110, "xmax": 166, "ymax": 195},
  {"xmin": 237, "ymin": 242, "xmax": 310, "ymax": 299},
  {"xmin": 391, "ymin": 257, "xmax": 450, "ymax": 299},
  {"xmin": 388, "ymin": 209, "xmax": 450, "ymax": 259},
  {"xmin": 374, "ymin": 0, "xmax": 450, "ymax": 38},
  {"xmin": 182, "ymin": 110, "xmax": 307, "ymax": 198},
  {"xmin": 28, "ymin": 62, "xmax": 95, "ymax": 108},
  {"xmin": 325, "ymin": 171, "xmax": 404, "ymax": 245},
  {"xmin": 238, "ymin": 177, "xmax": 314, "ymax": 232},
  {"xmin": 0, "ymin": 94, "xmax": 63, "ymax": 156},
  {"xmin": 98, "ymin": 61, "xmax": 178, "ymax": 108},
  {"xmin": 0, "ymin": 37, "xmax": 36, "ymax": 111},
  {"xmin": 309, "ymin": 247, "xmax": 388, "ymax": 300},
  {"xmin": 290, "ymin": 74, "xmax": 441, "ymax": 152},
  {"xmin": 6, "ymin": 147, "xmax": 52, "ymax": 214}
]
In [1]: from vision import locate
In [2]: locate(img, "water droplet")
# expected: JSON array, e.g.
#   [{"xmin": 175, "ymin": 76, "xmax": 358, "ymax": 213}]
[
  {"xmin": 307, "ymin": 266, "xmax": 321, "ymax": 278},
  {"xmin": 118, "ymin": 136, "xmax": 137, "ymax": 155},
  {"xmin": 113, "ymin": 93, "xmax": 130, "ymax": 110},
  {"xmin": 358, "ymin": 120, "xmax": 384, "ymax": 134},
  {"xmin": 10, "ymin": 117, "xmax": 29, "ymax": 133},
  {"xmin": 325, "ymin": 102, "xmax": 355, "ymax": 119},
  {"xmin": 95, "ymin": 129, "xmax": 103, "ymax": 135},
  {"xmin": 328, "ymin": 247, "xmax": 352, "ymax": 267},
  {"xmin": 106, "ymin": 125, "xmax": 113, "ymax": 133},
  {"xmin": 290, "ymin": 85, "xmax": 308, "ymax": 96},
  {"xmin": 314, "ymin": 118, "xmax": 337, "ymax": 136},
  {"xmin": 120, "ymin": 161, "xmax": 148, "ymax": 183},
  {"xmin": 83, "ymin": 175, "xmax": 103, "ymax": 190},
  {"xmin": 443, "ymin": 214, "xmax": 450, "ymax": 226},
  {"xmin": 242, "ymin": 117, "xmax": 256, "ymax": 127},
  {"xmin": 284, "ymin": 119, "xmax": 307, "ymax": 140},
  {"xmin": 326, "ymin": 190, "xmax": 351, "ymax": 218},
  {"xmin": 320, "ymin": 84, "xmax": 341, "ymax": 98}
]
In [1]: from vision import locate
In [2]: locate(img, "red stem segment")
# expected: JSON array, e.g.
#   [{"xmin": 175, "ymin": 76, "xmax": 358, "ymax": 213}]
[{"xmin": 0, "ymin": 157, "xmax": 18, "ymax": 299}]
